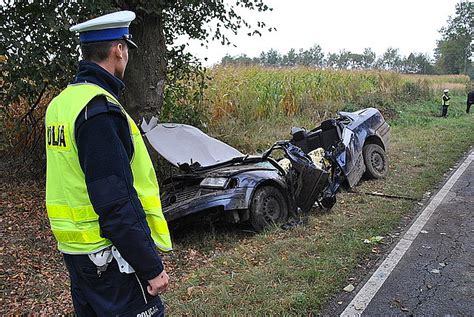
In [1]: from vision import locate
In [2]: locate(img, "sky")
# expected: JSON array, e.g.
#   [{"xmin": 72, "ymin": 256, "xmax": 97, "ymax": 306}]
[{"xmin": 181, "ymin": 0, "xmax": 462, "ymax": 66}]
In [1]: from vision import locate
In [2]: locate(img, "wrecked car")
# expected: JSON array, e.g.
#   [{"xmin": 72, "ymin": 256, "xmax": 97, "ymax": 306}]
[
  {"xmin": 141, "ymin": 119, "xmax": 333, "ymax": 231},
  {"xmin": 290, "ymin": 107, "xmax": 390, "ymax": 191},
  {"xmin": 141, "ymin": 107, "xmax": 389, "ymax": 232}
]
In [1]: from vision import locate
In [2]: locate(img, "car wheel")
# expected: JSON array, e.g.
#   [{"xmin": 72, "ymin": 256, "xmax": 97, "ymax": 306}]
[
  {"xmin": 249, "ymin": 185, "xmax": 289, "ymax": 232},
  {"xmin": 363, "ymin": 144, "xmax": 388, "ymax": 179}
]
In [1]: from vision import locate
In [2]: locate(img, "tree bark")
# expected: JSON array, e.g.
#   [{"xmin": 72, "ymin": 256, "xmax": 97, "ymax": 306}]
[{"xmin": 123, "ymin": 11, "xmax": 167, "ymax": 122}]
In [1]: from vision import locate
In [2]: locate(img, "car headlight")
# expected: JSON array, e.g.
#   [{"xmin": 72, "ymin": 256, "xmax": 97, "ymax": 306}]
[{"xmin": 200, "ymin": 177, "xmax": 229, "ymax": 189}]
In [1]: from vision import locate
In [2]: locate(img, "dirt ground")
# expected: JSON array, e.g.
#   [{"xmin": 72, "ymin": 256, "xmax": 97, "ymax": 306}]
[{"xmin": 0, "ymin": 179, "xmax": 72, "ymax": 314}]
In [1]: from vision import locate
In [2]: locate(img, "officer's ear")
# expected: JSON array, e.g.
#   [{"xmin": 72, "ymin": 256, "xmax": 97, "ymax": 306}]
[{"xmin": 112, "ymin": 42, "xmax": 126, "ymax": 60}]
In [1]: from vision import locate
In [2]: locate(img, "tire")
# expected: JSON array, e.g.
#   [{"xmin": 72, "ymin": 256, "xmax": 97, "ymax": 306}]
[
  {"xmin": 363, "ymin": 144, "xmax": 388, "ymax": 179},
  {"xmin": 249, "ymin": 186, "xmax": 289, "ymax": 232}
]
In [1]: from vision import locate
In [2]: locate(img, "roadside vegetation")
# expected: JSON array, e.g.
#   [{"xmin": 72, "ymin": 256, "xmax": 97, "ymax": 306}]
[
  {"xmin": 164, "ymin": 67, "xmax": 468, "ymax": 153},
  {"xmin": 1, "ymin": 69, "xmax": 472, "ymax": 314}
]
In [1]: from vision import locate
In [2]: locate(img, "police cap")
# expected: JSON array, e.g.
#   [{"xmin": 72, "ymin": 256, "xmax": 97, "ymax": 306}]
[{"xmin": 70, "ymin": 11, "xmax": 138, "ymax": 49}]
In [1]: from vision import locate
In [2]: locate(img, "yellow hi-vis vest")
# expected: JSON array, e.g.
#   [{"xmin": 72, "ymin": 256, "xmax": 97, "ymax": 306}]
[
  {"xmin": 45, "ymin": 83, "xmax": 172, "ymax": 254},
  {"xmin": 442, "ymin": 94, "xmax": 450, "ymax": 106}
]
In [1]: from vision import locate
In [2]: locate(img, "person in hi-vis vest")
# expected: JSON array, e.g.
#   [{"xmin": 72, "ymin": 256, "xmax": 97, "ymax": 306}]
[
  {"xmin": 441, "ymin": 89, "xmax": 450, "ymax": 117},
  {"xmin": 45, "ymin": 11, "xmax": 171, "ymax": 316}
]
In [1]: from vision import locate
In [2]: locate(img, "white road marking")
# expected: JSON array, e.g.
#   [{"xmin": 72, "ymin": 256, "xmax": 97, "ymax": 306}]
[{"xmin": 341, "ymin": 150, "xmax": 474, "ymax": 316}]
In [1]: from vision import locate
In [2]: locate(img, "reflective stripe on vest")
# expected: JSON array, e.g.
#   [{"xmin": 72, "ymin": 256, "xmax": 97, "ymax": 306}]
[{"xmin": 45, "ymin": 83, "xmax": 172, "ymax": 254}]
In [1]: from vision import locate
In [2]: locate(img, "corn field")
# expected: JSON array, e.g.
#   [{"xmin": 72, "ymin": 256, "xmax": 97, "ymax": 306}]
[
  {"xmin": 167, "ymin": 66, "xmax": 469, "ymax": 152},
  {"xmin": 181, "ymin": 66, "xmax": 469, "ymax": 124}
]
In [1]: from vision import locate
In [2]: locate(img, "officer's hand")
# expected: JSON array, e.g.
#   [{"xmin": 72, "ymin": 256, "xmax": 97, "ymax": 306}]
[{"xmin": 147, "ymin": 270, "xmax": 169, "ymax": 296}]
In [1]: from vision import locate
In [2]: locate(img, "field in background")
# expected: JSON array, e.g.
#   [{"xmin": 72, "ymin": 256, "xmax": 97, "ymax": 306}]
[{"xmin": 194, "ymin": 68, "xmax": 469, "ymax": 153}]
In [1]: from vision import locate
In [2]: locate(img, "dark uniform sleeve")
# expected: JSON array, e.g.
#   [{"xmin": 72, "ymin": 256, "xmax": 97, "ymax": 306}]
[{"xmin": 75, "ymin": 95, "xmax": 164, "ymax": 281}]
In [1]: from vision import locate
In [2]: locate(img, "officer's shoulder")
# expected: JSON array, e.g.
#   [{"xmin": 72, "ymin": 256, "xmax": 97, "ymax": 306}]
[
  {"xmin": 83, "ymin": 95, "xmax": 124, "ymax": 119},
  {"xmin": 75, "ymin": 95, "xmax": 125, "ymax": 131}
]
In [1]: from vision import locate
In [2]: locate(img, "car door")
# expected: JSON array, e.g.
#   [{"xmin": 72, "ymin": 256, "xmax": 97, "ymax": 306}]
[{"xmin": 340, "ymin": 126, "xmax": 366, "ymax": 188}]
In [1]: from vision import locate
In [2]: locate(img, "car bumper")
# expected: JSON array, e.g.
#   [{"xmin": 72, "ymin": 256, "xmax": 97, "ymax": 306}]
[{"xmin": 162, "ymin": 187, "xmax": 253, "ymax": 222}]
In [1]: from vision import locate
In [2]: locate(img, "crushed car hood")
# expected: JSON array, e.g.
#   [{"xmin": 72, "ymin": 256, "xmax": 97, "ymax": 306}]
[
  {"xmin": 204, "ymin": 160, "xmax": 278, "ymax": 177},
  {"xmin": 142, "ymin": 117, "xmax": 245, "ymax": 168}
]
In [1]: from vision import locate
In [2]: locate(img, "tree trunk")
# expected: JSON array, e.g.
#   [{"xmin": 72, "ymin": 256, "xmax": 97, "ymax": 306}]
[{"xmin": 123, "ymin": 11, "xmax": 167, "ymax": 122}]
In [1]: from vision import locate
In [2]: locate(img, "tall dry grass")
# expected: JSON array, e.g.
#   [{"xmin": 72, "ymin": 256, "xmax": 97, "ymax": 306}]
[
  {"xmin": 401, "ymin": 74, "xmax": 469, "ymax": 95},
  {"xmin": 206, "ymin": 67, "xmax": 404, "ymax": 122},
  {"xmin": 204, "ymin": 67, "xmax": 470, "ymax": 124},
  {"xmin": 188, "ymin": 66, "xmax": 469, "ymax": 152},
  {"xmin": 2, "ymin": 65, "xmax": 470, "ymax": 163}
]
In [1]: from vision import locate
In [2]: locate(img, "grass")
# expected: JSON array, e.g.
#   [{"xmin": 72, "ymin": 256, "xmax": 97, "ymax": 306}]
[{"xmin": 160, "ymin": 95, "xmax": 473, "ymax": 315}]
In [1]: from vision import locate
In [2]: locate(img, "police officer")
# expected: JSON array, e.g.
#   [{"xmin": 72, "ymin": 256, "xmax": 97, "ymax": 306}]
[
  {"xmin": 441, "ymin": 89, "xmax": 450, "ymax": 117},
  {"xmin": 45, "ymin": 11, "xmax": 172, "ymax": 316}
]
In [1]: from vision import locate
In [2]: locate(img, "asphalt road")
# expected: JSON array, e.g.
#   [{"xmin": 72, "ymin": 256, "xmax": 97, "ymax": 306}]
[{"xmin": 342, "ymin": 151, "xmax": 474, "ymax": 316}]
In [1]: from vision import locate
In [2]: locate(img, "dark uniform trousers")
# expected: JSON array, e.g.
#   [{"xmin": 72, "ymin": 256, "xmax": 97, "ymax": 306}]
[
  {"xmin": 64, "ymin": 254, "xmax": 164, "ymax": 317},
  {"xmin": 441, "ymin": 105, "xmax": 448, "ymax": 117}
]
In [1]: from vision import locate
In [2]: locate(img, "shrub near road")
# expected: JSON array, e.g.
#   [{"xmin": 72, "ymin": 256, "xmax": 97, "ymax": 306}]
[{"xmin": 0, "ymin": 71, "xmax": 472, "ymax": 314}]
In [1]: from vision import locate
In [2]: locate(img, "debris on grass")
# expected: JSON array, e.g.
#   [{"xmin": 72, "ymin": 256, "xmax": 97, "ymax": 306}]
[
  {"xmin": 363, "ymin": 236, "xmax": 384, "ymax": 244},
  {"xmin": 343, "ymin": 284, "xmax": 355, "ymax": 292}
]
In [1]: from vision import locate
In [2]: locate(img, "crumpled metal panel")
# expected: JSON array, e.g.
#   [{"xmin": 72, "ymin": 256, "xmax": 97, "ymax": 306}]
[{"xmin": 142, "ymin": 118, "xmax": 244, "ymax": 168}]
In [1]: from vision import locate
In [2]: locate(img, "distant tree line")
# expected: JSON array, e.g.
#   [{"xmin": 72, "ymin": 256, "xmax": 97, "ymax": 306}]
[
  {"xmin": 221, "ymin": 2, "xmax": 473, "ymax": 77},
  {"xmin": 221, "ymin": 46, "xmax": 437, "ymax": 74}
]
